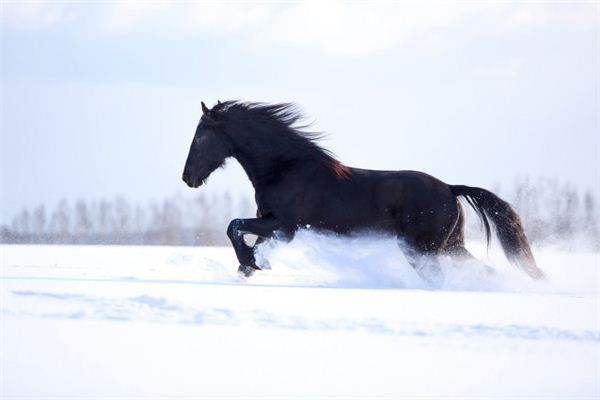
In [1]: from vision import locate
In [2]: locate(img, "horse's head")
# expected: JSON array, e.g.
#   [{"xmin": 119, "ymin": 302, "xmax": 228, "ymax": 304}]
[{"xmin": 182, "ymin": 101, "xmax": 232, "ymax": 188}]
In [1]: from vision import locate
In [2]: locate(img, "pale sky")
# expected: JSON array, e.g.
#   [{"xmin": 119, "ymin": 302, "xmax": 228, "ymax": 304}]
[{"xmin": 2, "ymin": 1, "xmax": 599, "ymax": 222}]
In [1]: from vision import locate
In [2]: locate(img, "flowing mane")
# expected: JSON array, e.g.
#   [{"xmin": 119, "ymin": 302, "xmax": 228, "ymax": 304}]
[{"xmin": 214, "ymin": 101, "xmax": 351, "ymax": 179}]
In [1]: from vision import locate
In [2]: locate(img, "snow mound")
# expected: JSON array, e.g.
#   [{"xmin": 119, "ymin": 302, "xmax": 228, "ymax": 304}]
[{"xmin": 252, "ymin": 230, "xmax": 599, "ymax": 294}]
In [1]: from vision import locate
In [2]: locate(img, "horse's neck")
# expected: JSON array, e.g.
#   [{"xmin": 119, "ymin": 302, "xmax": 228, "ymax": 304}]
[
  {"xmin": 231, "ymin": 139, "xmax": 307, "ymax": 190},
  {"xmin": 229, "ymin": 125, "xmax": 327, "ymax": 189},
  {"xmin": 233, "ymin": 152, "xmax": 260, "ymax": 189},
  {"xmin": 233, "ymin": 150, "xmax": 290, "ymax": 190}
]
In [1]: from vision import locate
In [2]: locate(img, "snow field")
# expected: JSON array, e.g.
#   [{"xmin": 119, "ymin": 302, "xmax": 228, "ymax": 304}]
[{"xmin": 1, "ymin": 232, "xmax": 599, "ymax": 398}]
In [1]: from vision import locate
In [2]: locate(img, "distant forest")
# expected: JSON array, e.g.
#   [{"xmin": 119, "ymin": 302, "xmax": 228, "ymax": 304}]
[{"xmin": 2, "ymin": 178, "xmax": 599, "ymax": 250}]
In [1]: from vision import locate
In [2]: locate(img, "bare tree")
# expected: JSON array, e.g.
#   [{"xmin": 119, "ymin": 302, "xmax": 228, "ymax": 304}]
[
  {"xmin": 74, "ymin": 200, "xmax": 93, "ymax": 243},
  {"xmin": 49, "ymin": 199, "xmax": 71, "ymax": 243},
  {"xmin": 114, "ymin": 196, "xmax": 132, "ymax": 243},
  {"xmin": 153, "ymin": 197, "xmax": 183, "ymax": 245},
  {"xmin": 10, "ymin": 209, "xmax": 32, "ymax": 242},
  {"xmin": 583, "ymin": 190, "xmax": 599, "ymax": 249},
  {"xmin": 132, "ymin": 203, "xmax": 147, "ymax": 243},
  {"xmin": 32, "ymin": 205, "xmax": 47, "ymax": 240},
  {"xmin": 97, "ymin": 200, "xmax": 114, "ymax": 242}
]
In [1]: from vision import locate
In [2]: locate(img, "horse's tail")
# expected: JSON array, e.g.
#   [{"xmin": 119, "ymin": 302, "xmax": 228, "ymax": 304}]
[{"xmin": 450, "ymin": 185, "xmax": 545, "ymax": 280}]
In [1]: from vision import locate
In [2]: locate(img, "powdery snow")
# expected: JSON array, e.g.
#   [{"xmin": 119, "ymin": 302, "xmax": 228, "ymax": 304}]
[{"xmin": 1, "ymin": 233, "xmax": 599, "ymax": 399}]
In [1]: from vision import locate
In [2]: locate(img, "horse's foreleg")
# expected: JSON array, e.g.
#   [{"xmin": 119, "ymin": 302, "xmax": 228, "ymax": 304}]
[
  {"xmin": 250, "ymin": 236, "xmax": 272, "ymax": 269},
  {"xmin": 226, "ymin": 216, "xmax": 281, "ymax": 277}
]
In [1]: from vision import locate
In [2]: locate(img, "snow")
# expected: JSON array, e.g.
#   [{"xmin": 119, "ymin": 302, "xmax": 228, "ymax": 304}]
[{"xmin": 1, "ymin": 233, "xmax": 599, "ymax": 399}]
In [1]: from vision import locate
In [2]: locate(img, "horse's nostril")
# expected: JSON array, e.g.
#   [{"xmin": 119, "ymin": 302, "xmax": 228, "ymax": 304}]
[{"xmin": 183, "ymin": 174, "xmax": 198, "ymax": 188}]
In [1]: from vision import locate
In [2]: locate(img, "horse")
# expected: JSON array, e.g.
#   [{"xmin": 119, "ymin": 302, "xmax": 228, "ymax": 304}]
[{"xmin": 182, "ymin": 101, "xmax": 545, "ymax": 280}]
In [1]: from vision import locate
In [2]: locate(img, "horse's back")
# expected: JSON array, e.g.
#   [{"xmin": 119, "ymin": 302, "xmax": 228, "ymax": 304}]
[
  {"xmin": 343, "ymin": 168, "xmax": 459, "ymax": 235},
  {"xmin": 292, "ymin": 168, "xmax": 457, "ymax": 233},
  {"xmin": 348, "ymin": 168, "xmax": 454, "ymax": 204}
]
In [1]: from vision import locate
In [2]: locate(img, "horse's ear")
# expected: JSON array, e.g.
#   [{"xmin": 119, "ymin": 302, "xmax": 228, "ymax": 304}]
[
  {"xmin": 217, "ymin": 100, "xmax": 222, "ymax": 105},
  {"xmin": 201, "ymin": 101, "xmax": 210, "ymax": 115}
]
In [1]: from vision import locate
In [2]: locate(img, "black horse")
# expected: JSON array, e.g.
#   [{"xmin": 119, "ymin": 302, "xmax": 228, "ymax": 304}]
[{"xmin": 183, "ymin": 101, "xmax": 544, "ymax": 280}]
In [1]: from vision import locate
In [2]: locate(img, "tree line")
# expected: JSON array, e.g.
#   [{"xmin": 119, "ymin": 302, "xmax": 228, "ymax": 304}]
[
  {"xmin": 2, "ymin": 193, "xmax": 255, "ymax": 246},
  {"xmin": 2, "ymin": 178, "xmax": 599, "ymax": 250}
]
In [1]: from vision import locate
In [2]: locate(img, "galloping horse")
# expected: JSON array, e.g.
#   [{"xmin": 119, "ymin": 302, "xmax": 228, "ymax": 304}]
[{"xmin": 183, "ymin": 101, "xmax": 544, "ymax": 280}]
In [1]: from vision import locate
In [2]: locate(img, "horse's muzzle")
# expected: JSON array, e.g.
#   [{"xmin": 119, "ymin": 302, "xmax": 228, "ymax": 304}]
[{"xmin": 182, "ymin": 173, "xmax": 201, "ymax": 188}]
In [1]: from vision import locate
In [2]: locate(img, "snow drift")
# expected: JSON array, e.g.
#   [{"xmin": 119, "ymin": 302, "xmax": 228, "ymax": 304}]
[
  {"xmin": 1, "ymin": 237, "xmax": 598, "ymax": 399},
  {"xmin": 253, "ymin": 230, "xmax": 598, "ymax": 294}
]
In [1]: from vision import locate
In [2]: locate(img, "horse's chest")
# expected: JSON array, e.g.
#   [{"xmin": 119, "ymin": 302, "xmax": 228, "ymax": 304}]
[
  {"xmin": 254, "ymin": 192, "xmax": 272, "ymax": 217},
  {"xmin": 255, "ymin": 188, "xmax": 309, "ymax": 221}
]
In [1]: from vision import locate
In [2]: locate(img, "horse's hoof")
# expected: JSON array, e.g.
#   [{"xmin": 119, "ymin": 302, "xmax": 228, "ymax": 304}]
[
  {"xmin": 256, "ymin": 259, "xmax": 271, "ymax": 270},
  {"xmin": 238, "ymin": 264, "xmax": 258, "ymax": 278},
  {"xmin": 482, "ymin": 264, "xmax": 495, "ymax": 276}
]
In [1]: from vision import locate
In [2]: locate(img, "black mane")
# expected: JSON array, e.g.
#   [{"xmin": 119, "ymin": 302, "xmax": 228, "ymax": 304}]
[{"xmin": 214, "ymin": 101, "xmax": 350, "ymax": 178}]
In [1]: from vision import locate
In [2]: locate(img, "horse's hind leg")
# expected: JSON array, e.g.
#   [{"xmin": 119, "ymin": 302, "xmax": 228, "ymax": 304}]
[
  {"xmin": 446, "ymin": 245, "xmax": 495, "ymax": 275},
  {"xmin": 400, "ymin": 237, "xmax": 446, "ymax": 287},
  {"xmin": 445, "ymin": 203, "xmax": 494, "ymax": 274},
  {"xmin": 398, "ymin": 199, "xmax": 461, "ymax": 286}
]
